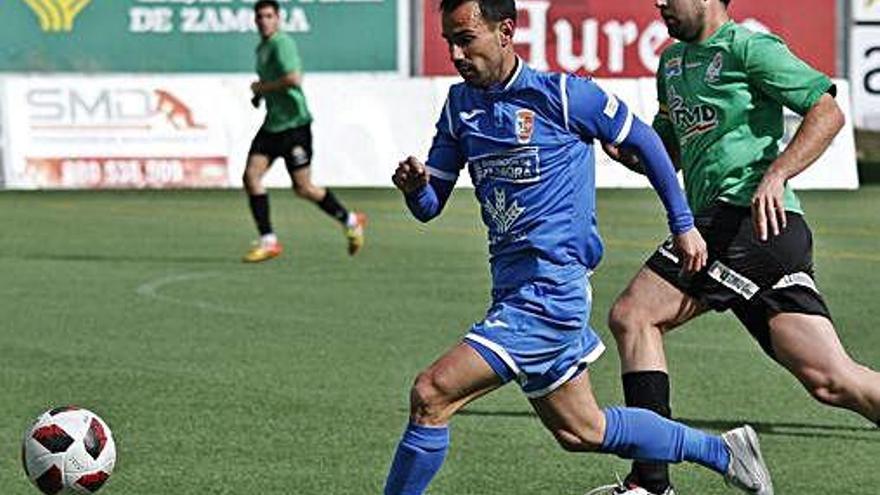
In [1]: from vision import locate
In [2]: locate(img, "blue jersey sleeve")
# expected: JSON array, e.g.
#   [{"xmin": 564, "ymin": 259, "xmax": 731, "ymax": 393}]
[
  {"xmin": 405, "ymin": 178, "xmax": 455, "ymax": 223},
  {"xmin": 621, "ymin": 119, "xmax": 694, "ymax": 235},
  {"xmin": 425, "ymin": 96, "xmax": 466, "ymax": 183},
  {"xmin": 566, "ymin": 76, "xmax": 634, "ymax": 146}
]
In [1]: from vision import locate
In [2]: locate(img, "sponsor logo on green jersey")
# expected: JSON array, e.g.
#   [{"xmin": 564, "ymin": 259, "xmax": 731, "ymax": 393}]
[{"xmin": 667, "ymin": 86, "xmax": 718, "ymax": 141}]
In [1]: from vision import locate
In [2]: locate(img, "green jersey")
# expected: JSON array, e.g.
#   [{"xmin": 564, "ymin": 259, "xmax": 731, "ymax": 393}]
[
  {"xmin": 653, "ymin": 21, "xmax": 833, "ymax": 215},
  {"xmin": 256, "ymin": 32, "xmax": 312, "ymax": 132}
]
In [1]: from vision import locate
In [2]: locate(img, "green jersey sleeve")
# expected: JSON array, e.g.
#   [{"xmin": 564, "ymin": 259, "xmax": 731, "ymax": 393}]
[
  {"xmin": 276, "ymin": 36, "xmax": 302, "ymax": 74},
  {"xmin": 741, "ymin": 33, "xmax": 833, "ymax": 116}
]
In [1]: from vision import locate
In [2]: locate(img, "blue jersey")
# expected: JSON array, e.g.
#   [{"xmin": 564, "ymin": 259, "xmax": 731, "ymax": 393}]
[{"xmin": 426, "ymin": 59, "xmax": 635, "ymax": 289}]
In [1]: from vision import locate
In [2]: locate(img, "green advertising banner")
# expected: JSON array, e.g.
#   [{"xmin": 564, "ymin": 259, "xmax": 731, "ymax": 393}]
[{"xmin": 0, "ymin": 0, "xmax": 397, "ymax": 72}]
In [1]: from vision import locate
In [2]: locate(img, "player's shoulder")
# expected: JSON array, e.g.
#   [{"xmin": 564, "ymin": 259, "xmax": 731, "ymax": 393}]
[
  {"xmin": 522, "ymin": 67, "xmax": 600, "ymax": 97},
  {"xmin": 729, "ymin": 22, "xmax": 782, "ymax": 42},
  {"xmin": 726, "ymin": 22, "xmax": 786, "ymax": 55},
  {"xmin": 516, "ymin": 68, "xmax": 570, "ymax": 101},
  {"xmin": 270, "ymin": 31, "xmax": 297, "ymax": 48},
  {"xmin": 445, "ymin": 81, "xmax": 469, "ymax": 104},
  {"xmin": 444, "ymin": 81, "xmax": 481, "ymax": 116},
  {"xmin": 527, "ymin": 67, "xmax": 565, "ymax": 85}
]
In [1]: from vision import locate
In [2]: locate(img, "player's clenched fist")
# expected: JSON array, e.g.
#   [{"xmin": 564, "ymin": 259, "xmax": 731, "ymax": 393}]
[{"xmin": 392, "ymin": 156, "xmax": 430, "ymax": 194}]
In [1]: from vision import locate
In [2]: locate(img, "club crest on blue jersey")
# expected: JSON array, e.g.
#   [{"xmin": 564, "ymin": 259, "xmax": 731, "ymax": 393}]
[{"xmin": 515, "ymin": 109, "xmax": 536, "ymax": 144}]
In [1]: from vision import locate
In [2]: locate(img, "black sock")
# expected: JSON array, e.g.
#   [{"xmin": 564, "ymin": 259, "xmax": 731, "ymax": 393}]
[
  {"xmin": 248, "ymin": 193, "xmax": 272, "ymax": 236},
  {"xmin": 623, "ymin": 371, "xmax": 672, "ymax": 493},
  {"xmin": 316, "ymin": 189, "xmax": 349, "ymax": 225}
]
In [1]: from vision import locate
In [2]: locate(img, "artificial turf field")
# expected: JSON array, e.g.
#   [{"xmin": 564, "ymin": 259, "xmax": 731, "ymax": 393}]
[{"xmin": 1, "ymin": 187, "xmax": 879, "ymax": 495}]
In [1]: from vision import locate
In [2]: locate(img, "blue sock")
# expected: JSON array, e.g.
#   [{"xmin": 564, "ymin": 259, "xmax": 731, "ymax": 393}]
[
  {"xmin": 601, "ymin": 407, "xmax": 730, "ymax": 474},
  {"xmin": 383, "ymin": 423, "xmax": 450, "ymax": 495}
]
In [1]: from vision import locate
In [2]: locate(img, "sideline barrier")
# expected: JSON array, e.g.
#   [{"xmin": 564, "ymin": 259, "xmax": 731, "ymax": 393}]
[{"xmin": 0, "ymin": 75, "xmax": 857, "ymax": 190}]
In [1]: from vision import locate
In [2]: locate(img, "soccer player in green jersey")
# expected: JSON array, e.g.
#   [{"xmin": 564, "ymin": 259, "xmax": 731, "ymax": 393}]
[
  {"xmin": 242, "ymin": 0, "xmax": 366, "ymax": 263},
  {"xmin": 591, "ymin": 1, "xmax": 880, "ymax": 494}
]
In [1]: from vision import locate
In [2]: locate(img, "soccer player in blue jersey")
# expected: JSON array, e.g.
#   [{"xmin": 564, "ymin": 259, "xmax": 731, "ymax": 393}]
[{"xmin": 382, "ymin": 1, "xmax": 774, "ymax": 494}]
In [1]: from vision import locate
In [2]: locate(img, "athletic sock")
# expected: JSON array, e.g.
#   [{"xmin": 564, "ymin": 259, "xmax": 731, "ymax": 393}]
[
  {"xmin": 316, "ymin": 189, "xmax": 350, "ymax": 225},
  {"xmin": 248, "ymin": 193, "xmax": 272, "ymax": 236},
  {"xmin": 384, "ymin": 423, "xmax": 449, "ymax": 495},
  {"xmin": 346, "ymin": 211, "xmax": 359, "ymax": 229},
  {"xmin": 623, "ymin": 371, "xmax": 672, "ymax": 493},
  {"xmin": 601, "ymin": 407, "xmax": 730, "ymax": 475}
]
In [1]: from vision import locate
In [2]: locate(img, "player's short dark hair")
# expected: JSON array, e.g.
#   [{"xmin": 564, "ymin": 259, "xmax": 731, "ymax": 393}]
[
  {"xmin": 721, "ymin": 0, "xmax": 731, "ymax": 5},
  {"xmin": 254, "ymin": 0, "xmax": 280, "ymax": 14},
  {"xmin": 439, "ymin": 0, "xmax": 517, "ymax": 23}
]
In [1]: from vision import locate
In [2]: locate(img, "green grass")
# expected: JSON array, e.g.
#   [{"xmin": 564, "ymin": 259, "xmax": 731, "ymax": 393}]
[{"xmin": 1, "ymin": 187, "xmax": 879, "ymax": 494}]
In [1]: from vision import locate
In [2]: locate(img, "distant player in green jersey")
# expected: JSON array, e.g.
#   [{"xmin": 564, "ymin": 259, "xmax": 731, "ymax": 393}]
[
  {"xmin": 591, "ymin": 1, "xmax": 880, "ymax": 494},
  {"xmin": 242, "ymin": 0, "xmax": 366, "ymax": 263}
]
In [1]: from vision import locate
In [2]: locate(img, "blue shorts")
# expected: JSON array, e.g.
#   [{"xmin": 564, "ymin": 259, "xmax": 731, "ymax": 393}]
[{"xmin": 464, "ymin": 275, "xmax": 605, "ymax": 398}]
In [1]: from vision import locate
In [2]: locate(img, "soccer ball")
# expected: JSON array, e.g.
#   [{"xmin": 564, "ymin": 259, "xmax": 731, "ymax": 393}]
[{"xmin": 21, "ymin": 406, "xmax": 116, "ymax": 494}]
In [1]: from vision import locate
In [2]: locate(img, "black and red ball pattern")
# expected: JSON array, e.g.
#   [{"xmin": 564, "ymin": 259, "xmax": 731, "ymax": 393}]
[
  {"xmin": 26, "ymin": 409, "xmax": 114, "ymax": 494},
  {"xmin": 83, "ymin": 418, "xmax": 108, "ymax": 460},
  {"xmin": 32, "ymin": 424, "xmax": 74, "ymax": 453},
  {"xmin": 76, "ymin": 471, "xmax": 111, "ymax": 492},
  {"xmin": 35, "ymin": 465, "xmax": 63, "ymax": 495}
]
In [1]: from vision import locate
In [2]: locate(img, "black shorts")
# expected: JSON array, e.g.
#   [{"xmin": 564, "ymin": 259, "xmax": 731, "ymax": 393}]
[
  {"xmin": 248, "ymin": 124, "xmax": 313, "ymax": 172},
  {"xmin": 645, "ymin": 202, "xmax": 831, "ymax": 358}
]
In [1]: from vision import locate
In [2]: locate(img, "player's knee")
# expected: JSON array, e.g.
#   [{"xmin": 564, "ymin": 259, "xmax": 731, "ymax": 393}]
[
  {"xmin": 409, "ymin": 371, "xmax": 455, "ymax": 425},
  {"xmin": 291, "ymin": 181, "xmax": 308, "ymax": 198},
  {"xmin": 608, "ymin": 297, "xmax": 645, "ymax": 339},
  {"xmin": 292, "ymin": 182, "xmax": 318, "ymax": 200}
]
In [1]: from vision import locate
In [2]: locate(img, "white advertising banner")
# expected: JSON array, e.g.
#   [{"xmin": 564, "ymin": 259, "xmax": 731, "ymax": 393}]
[
  {"xmin": 220, "ymin": 74, "xmax": 439, "ymax": 190},
  {"xmin": 0, "ymin": 74, "xmax": 859, "ymax": 190},
  {"xmin": 853, "ymin": 0, "xmax": 880, "ymax": 21},
  {"xmin": 850, "ymin": 27, "xmax": 880, "ymax": 131},
  {"xmin": 3, "ymin": 76, "xmax": 232, "ymax": 189},
  {"xmin": 785, "ymin": 80, "xmax": 859, "ymax": 190}
]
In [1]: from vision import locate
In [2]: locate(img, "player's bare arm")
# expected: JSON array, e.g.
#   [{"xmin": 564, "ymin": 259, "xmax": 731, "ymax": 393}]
[
  {"xmin": 251, "ymin": 71, "xmax": 302, "ymax": 96},
  {"xmin": 752, "ymin": 93, "xmax": 844, "ymax": 241}
]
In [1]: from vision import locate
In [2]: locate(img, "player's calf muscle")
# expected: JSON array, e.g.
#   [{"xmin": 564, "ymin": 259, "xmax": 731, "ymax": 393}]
[
  {"xmin": 548, "ymin": 424, "xmax": 604, "ymax": 452},
  {"xmin": 795, "ymin": 361, "xmax": 880, "ymax": 418}
]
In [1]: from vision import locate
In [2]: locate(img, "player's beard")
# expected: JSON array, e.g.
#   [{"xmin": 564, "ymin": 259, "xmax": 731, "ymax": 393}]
[
  {"xmin": 665, "ymin": 16, "xmax": 703, "ymax": 42},
  {"xmin": 455, "ymin": 61, "xmax": 484, "ymax": 87},
  {"xmin": 661, "ymin": 2, "xmax": 706, "ymax": 43}
]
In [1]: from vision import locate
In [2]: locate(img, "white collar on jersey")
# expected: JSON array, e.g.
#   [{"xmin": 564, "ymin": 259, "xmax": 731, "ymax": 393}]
[
  {"xmin": 486, "ymin": 56, "xmax": 524, "ymax": 93},
  {"xmin": 502, "ymin": 57, "xmax": 524, "ymax": 91}
]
